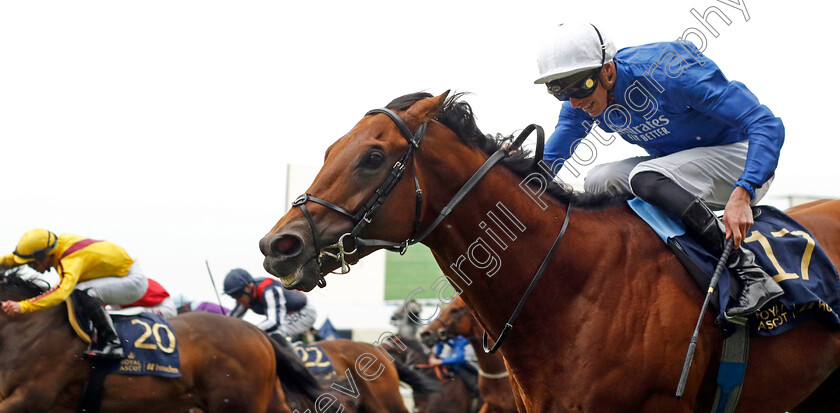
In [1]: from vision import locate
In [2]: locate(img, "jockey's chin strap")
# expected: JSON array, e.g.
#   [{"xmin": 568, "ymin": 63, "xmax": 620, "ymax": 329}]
[{"xmin": 292, "ymin": 107, "xmax": 544, "ymax": 283}]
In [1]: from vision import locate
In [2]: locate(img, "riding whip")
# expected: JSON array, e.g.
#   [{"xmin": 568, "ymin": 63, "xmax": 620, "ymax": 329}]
[
  {"xmin": 204, "ymin": 260, "xmax": 225, "ymax": 312},
  {"xmin": 676, "ymin": 238, "xmax": 734, "ymax": 399}
]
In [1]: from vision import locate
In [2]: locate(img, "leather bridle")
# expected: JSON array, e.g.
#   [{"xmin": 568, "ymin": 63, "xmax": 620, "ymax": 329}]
[
  {"xmin": 291, "ymin": 107, "xmax": 543, "ymax": 282},
  {"xmin": 291, "ymin": 106, "xmax": 562, "ymax": 355}
]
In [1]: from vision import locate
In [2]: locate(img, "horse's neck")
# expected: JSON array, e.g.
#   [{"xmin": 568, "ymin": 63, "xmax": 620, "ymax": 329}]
[
  {"xmin": 418, "ymin": 157, "xmax": 651, "ymax": 347},
  {"xmin": 0, "ymin": 305, "xmax": 73, "ymax": 358}
]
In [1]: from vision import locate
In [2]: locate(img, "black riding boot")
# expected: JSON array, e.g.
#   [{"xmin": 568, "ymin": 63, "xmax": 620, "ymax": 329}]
[
  {"xmin": 76, "ymin": 290, "xmax": 124, "ymax": 359},
  {"xmin": 631, "ymin": 171, "xmax": 783, "ymax": 318},
  {"xmin": 680, "ymin": 198, "xmax": 784, "ymax": 317},
  {"xmin": 455, "ymin": 365, "xmax": 481, "ymax": 412}
]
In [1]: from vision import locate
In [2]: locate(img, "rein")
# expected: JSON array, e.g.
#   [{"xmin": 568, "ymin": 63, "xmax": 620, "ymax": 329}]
[
  {"xmin": 293, "ymin": 106, "xmax": 560, "ymax": 355},
  {"xmin": 482, "ymin": 202, "xmax": 572, "ymax": 354},
  {"xmin": 415, "ymin": 364, "xmax": 449, "ymax": 381},
  {"xmin": 291, "ymin": 108, "xmax": 543, "ymax": 279}
]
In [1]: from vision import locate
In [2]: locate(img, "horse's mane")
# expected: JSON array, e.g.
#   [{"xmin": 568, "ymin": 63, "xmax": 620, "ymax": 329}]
[
  {"xmin": 0, "ymin": 270, "xmax": 49, "ymax": 300},
  {"xmin": 385, "ymin": 92, "xmax": 632, "ymax": 209}
]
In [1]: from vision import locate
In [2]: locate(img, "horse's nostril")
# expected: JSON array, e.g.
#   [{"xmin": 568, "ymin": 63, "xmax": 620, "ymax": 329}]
[{"xmin": 271, "ymin": 235, "xmax": 302, "ymax": 256}]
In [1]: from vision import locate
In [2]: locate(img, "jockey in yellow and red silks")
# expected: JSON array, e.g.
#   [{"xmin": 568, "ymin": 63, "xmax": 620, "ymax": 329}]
[{"xmin": 0, "ymin": 228, "xmax": 149, "ymax": 359}]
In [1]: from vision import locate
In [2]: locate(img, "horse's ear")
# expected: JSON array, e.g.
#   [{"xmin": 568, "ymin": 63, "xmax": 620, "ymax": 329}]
[{"xmin": 404, "ymin": 90, "xmax": 450, "ymax": 130}]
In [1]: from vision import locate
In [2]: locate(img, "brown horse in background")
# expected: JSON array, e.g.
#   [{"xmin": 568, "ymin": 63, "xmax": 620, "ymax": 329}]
[
  {"xmin": 420, "ymin": 296, "xmax": 516, "ymax": 413},
  {"xmin": 0, "ymin": 273, "xmax": 320, "ymax": 412},
  {"xmin": 283, "ymin": 338, "xmax": 428, "ymax": 413},
  {"xmin": 380, "ymin": 336, "xmax": 472, "ymax": 413},
  {"xmin": 259, "ymin": 91, "xmax": 840, "ymax": 412}
]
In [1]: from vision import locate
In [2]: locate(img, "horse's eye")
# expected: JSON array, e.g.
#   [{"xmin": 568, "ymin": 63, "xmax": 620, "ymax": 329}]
[{"xmin": 363, "ymin": 152, "xmax": 385, "ymax": 168}]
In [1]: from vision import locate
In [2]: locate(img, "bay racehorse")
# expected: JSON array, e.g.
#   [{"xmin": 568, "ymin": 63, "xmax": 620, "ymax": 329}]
[
  {"xmin": 283, "ymin": 338, "xmax": 430, "ymax": 413},
  {"xmin": 259, "ymin": 91, "xmax": 840, "ymax": 412},
  {"xmin": 420, "ymin": 296, "xmax": 516, "ymax": 413},
  {"xmin": 0, "ymin": 272, "xmax": 320, "ymax": 412},
  {"xmin": 380, "ymin": 336, "xmax": 471, "ymax": 413}
]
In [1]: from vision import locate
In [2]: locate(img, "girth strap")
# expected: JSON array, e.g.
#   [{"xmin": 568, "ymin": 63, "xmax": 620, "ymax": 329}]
[
  {"xmin": 77, "ymin": 359, "xmax": 110, "ymax": 413},
  {"xmin": 711, "ymin": 322, "xmax": 749, "ymax": 413}
]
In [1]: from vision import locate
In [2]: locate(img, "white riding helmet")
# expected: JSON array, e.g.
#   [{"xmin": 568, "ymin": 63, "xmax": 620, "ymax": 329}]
[{"xmin": 534, "ymin": 23, "xmax": 617, "ymax": 85}]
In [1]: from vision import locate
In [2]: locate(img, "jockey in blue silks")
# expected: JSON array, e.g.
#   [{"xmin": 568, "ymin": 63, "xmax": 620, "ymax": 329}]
[
  {"xmin": 534, "ymin": 23, "xmax": 784, "ymax": 317},
  {"xmin": 429, "ymin": 334, "xmax": 480, "ymax": 398}
]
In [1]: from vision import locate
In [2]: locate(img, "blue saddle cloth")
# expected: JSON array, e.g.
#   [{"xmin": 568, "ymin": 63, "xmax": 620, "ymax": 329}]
[
  {"xmin": 110, "ymin": 313, "xmax": 181, "ymax": 377},
  {"xmin": 292, "ymin": 342, "xmax": 336, "ymax": 380},
  {"xmin": 629, "ymin": 199, "xmax": 840, "ymax": 336},
  {"xmin": 69, "ymin": 303, "xmax": 181, "ymax": 378}
]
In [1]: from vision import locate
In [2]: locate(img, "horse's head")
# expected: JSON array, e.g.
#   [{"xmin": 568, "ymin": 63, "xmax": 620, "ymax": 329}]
[
  {"xmin": 261, "ymin": 91, "xmax": 469, "ymax": 290},
  {"xmin": 419, "ymin": 296, "xmax": 472, "ymax": 347}
]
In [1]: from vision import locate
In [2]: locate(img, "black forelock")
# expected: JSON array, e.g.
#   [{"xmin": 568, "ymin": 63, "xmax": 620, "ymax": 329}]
[{"xmin": 0, "ymin": 270, "xmax": 49, "ymax": 300}]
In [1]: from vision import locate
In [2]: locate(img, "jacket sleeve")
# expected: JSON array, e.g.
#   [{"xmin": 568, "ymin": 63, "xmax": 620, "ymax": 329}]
[
  {"xmin": 673, "ymin": 60, "xmax": 784, "ymax": 187},
  {"xmin": 19, "ymin": 262, "xmax": 82, "ymax": 313},
  {"xmin": 230, "ymin": 304, "xmax": 247, "ymax": 318},
  {"xmin": 433, "ymin": 342, "xmax": 444, "ymax": 356},
  {"xmin": 0, "ymin": 253, "xmax": 19, "ymax": 268},
  {"xmin": 256, "ymin": 286, "xmax": 286, "ymax": 333},
  {"xmin": 440, "ymin": 340, "xmax": 467, "ymax": 365},
  {"xmin": 542, "ymin": 101, "xmax": 593, "ymax": 176}
]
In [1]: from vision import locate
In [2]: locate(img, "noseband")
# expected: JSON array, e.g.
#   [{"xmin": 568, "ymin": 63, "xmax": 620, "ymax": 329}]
[
  {"xmin": 292, "ymin": 105, "xmax": 565, "ymax": 354},
  {"xmin": 292, "ymin": 107, "xmax": 543, "ymax": 283},
  {"xmin": 291, "ymin": 109, "xmax": 426, "ymax": 283}
]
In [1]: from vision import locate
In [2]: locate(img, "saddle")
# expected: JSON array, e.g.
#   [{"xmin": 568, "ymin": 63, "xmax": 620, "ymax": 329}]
[
  {"xmin": 65, "ymin": 294, "xmax": 181, "ymax": 378},
  {"xmin": 65, "ymin": 294, "xmax": 182, "ymax": 412},
  {"xmin": 290, "ymin": 341, "xmax": 337, "ymax": 380},
  {"xmin": 629, "ymin": 200, "xmax": 840, "ymax": 336},
  {"xmin": 630, "ymin": 200, "xmax": 840, "ymax": 412}
]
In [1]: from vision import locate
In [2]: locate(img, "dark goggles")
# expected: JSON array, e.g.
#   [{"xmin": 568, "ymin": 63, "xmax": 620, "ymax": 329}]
[{"xmin": 546, "ymin": 68, "xmax": 601, "ymax": 101}]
